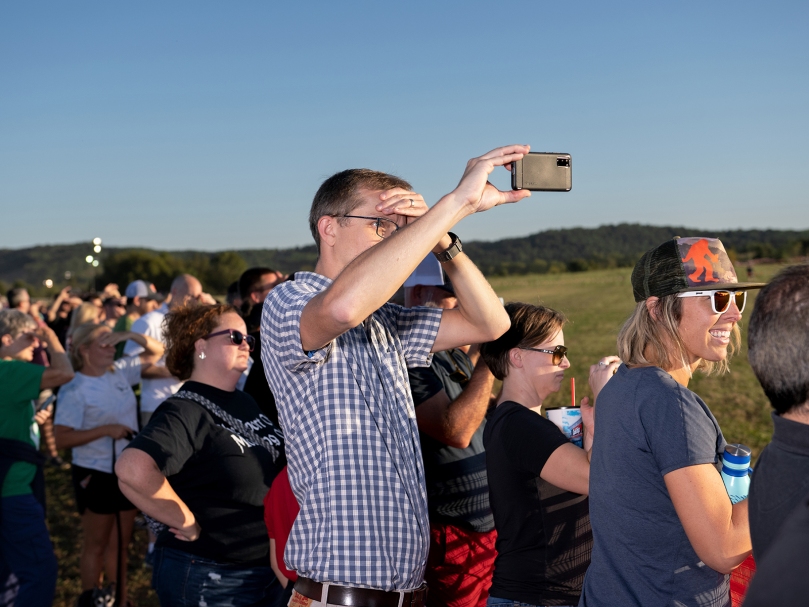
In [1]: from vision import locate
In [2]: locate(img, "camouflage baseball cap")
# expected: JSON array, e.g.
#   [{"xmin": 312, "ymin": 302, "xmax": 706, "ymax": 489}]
[{"xmin": 631, "ymin": 237, "xmax": 765, "ymax": 302}]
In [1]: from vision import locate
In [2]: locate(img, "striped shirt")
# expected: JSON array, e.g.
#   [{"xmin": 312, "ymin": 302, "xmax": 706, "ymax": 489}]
[{"xmin": 260, "ymin": 272, "xmax": 443, "ymax": 590}]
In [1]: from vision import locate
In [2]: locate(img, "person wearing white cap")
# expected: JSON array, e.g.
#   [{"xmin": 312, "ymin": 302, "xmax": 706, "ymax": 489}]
[{"xmin": 112, "ymin": 281, "xmax": 161, "ymax": 360}]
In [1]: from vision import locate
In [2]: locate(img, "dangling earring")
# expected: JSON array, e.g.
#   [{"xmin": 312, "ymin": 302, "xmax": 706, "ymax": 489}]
[{"xmin": 198, "ymin": 351, "xmax": 206, "ymax": 360}]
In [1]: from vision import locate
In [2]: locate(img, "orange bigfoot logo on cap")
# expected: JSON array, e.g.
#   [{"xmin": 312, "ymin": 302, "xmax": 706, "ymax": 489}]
[{"xmin": 681, "ymin": 238, "xmax": 720, "ymax": 283}]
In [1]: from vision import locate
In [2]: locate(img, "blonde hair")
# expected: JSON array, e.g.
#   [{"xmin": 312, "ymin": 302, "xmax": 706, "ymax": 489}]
[
  {"xmin": 68, "ymin": 302, "xmax": 102, "ymax": 338},
  {"xmin": 617, "ymin": 295, "xmax": 739, "ymax": 377},
  {"xmin": 69, "ymin": 323, "xmax": 110, "ymax": 371}
]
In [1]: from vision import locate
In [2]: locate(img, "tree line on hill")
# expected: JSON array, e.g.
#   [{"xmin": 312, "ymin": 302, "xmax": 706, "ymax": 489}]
[{"xmin": 2, "ymin": 224, "xmax": 807, "ymax": 297}]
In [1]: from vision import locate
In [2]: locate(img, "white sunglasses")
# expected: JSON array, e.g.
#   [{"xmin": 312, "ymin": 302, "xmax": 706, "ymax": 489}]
[{"xmin": 677, "ymin": 289, "xmax": 747, "ymax": 314}]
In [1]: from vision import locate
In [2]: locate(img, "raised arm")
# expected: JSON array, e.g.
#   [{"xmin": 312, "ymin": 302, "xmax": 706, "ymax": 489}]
[
  {"xmin": 115, "ymin": 448, "xmax": 201, "ymax": 542},
  {"xmin": 300, "ymin": 145, "xmax": 531, "ymax": 351},
  {"xmin": 37, "ymin": 325, "xmax": 74, "ymax": 389},
  {"xmin": 665, "ymin": 464, "xmax": 752, "ymax": 573},
  {"xmin": 415, "ymin": 358, "xmax": 495, "ymax": 448},
  {"xmin": 101, "ymin": 330, "xmax": 164, "ymax": 365},
  {"xmin": 46, "ymin": 287, "xmax": 71, "ymax": 323}
]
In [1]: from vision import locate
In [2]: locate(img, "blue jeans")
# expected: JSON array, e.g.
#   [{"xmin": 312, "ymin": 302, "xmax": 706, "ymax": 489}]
[
  {"xmin": 152, "ymin": 547, "xmax": 282, "ymax": 607},
  {"xmin": 0, "ymin": 495, "xmax": 58, "ymax": 607},
  {"xmin": 487, "ymin": 597, "xmax": 574, "ymax": 607}
]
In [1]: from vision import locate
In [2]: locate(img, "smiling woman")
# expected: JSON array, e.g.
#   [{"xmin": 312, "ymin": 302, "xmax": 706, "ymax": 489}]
[{"xmin": 580, "ymin": 237, "xmax": 766, "ymax": 607}]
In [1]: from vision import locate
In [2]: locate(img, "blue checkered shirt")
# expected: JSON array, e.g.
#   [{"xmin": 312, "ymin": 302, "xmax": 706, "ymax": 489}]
[{"xmin": 260, "ymin": 272, "xmax": 443, "ymax": 590}]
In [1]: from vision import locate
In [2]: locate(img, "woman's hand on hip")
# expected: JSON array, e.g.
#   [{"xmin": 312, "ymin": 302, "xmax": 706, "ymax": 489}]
[{"xmin": 170, "ymin": 518, "xmax": 201, "ymax": 542}]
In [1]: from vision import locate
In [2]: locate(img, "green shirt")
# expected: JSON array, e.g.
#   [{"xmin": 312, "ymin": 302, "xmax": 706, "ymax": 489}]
[
  {"xmin": 113, "ymin": 314, "xmax": 135, "ymax": 360},
  {"xmin": 0, "ymin": 359, "xmax": 45, "ymax": 497}
]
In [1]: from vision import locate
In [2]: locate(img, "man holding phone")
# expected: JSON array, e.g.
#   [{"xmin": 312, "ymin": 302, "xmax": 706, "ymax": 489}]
[{"xmin": 261, "ymin": 145, "xmax": 531, "ymax": 606}]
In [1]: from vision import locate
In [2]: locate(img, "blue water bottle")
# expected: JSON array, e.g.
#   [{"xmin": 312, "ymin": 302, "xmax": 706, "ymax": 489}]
[{"xmin": 721, "ymin": 444, "xmax": 752, "ymax": 504}]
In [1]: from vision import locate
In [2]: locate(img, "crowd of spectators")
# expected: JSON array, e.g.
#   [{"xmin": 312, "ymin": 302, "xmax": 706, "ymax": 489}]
[{"xmin": 1, "ymin": 145, "xmax": 808, "ymax": 607}]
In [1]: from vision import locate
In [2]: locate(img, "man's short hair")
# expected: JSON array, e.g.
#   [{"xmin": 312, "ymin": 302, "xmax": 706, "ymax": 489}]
[
  {"xmin": 309, "ymin": 169, "xmax": 412, "ymax": 252},
  {"xmin": 6, "ymin": 288, "xmax": 29, "ymax": 309},
  {"xmin": 0, "ymin": 309, "xmax": 37, "ymax": 340},
  {"xmin": 748, "ymin": 264, "xmax": 809, "ymax": 415},
  {"xmin": 238, "ymin": 267, "xmax": 277, "ymax": 300}
]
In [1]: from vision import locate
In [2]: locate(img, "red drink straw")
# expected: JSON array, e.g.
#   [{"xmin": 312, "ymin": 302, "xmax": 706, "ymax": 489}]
[{"xmin": 571, "ymin": 377, "xmax": 576, "ymax": 407}]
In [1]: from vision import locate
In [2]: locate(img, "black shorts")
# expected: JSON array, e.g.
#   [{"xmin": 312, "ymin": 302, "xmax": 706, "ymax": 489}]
[{"xmin": 71, "ymin": 465, "xmax": 136, "ymax": 515}]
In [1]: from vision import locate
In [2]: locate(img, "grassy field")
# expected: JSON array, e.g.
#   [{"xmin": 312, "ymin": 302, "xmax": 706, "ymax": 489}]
[{"xmin": 45, "ymin": 263, "xmax": 785, "ymax": 606}]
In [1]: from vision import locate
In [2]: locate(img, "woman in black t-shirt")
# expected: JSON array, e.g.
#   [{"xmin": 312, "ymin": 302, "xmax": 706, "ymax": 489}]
[
  {"xmin": 116, "ymin": 304, "xmax": 285, "ymax": 607},
  {"xmin": 479, "ymin": 303, "xmax": 617, "ymax": 607}
]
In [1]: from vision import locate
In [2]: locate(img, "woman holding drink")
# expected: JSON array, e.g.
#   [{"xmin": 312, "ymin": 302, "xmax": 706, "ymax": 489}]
[
  {"xmin": 479, "ymin": 302, "xmax": 618, "ymax": 607},
  {"xmin": 579, "ymin": 237, "xmax": 763, "ymax": 607}
]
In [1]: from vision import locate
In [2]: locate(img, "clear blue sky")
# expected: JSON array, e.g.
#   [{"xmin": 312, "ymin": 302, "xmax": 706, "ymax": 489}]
[{"xmin": 1, "ymin": 1, "xmax": 807, "ymax": 251}]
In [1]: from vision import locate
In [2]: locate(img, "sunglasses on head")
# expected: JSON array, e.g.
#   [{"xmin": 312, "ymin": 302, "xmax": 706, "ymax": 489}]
[
  {"xmin": 203, "ymin": 329, "xmax": 255, "ymax": 352},
  {"xmin": 676, "ymin": 289, "xmax": 747, "ymax": 314},
  {"xmin": 519, "ymin": 344, "xmax": 568, "ymax": 366}
]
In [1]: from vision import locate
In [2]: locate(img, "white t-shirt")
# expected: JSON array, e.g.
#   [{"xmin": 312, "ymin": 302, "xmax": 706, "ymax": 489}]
[
  {"xmin": 55, "ymin": 356, "xmax": 142, "ymax": 473},
  {"xmin": 123, "ymin": 303, "xmax": 182, "ymax": 413}
]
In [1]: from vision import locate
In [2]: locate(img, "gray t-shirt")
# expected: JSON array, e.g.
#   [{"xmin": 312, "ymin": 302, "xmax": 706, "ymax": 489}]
[{"xmin": 579, "ymin": 365, "xmax": 729, "ymax": 607}]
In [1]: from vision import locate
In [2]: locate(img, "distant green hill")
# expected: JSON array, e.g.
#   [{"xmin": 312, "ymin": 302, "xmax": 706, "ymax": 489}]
[{"xmin": 2, "ymin": 224, "xmax": 807, "ymax": 295}]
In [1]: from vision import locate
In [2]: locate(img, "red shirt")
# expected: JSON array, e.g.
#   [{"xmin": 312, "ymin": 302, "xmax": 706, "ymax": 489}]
[{"xmin": 263, "ymin": 466, "xmax": 300, "ymax": 582}]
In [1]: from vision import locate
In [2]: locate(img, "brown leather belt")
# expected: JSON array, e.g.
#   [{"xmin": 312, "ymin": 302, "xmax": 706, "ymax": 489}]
[{"xmin": 293, "ymin": 576, "xmax": 427, "ymax": 607}]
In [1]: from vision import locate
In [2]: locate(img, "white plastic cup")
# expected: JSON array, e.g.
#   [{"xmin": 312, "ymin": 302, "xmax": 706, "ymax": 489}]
[{"xmin": 546, "ymin": 407, "xmax": 583, "ymax": 448}]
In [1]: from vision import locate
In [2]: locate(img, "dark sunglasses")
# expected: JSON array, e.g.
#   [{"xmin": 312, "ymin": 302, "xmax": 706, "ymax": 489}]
[
  {"xmin": 519, "ymin": 344, "xmax": 568, "ymax": 366},
  {"xmin": 203, "ymin": 329, "xmax": 255, "ymax": 352},
  {"xmin": 677, "ymin": 290, "xmax": 747, "ymax": 314}
]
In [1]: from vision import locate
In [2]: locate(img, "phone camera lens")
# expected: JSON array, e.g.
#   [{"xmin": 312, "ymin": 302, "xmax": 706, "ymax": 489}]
[{"xmin": 557, "ymin": 157, "xmax": 570, "ymax": 167}]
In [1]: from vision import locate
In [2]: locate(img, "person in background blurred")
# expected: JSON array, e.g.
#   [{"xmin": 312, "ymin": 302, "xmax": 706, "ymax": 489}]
[
  {"xmin": 6, "ymin": 289, "xmax": 64, "ymax": 467},
  {"xmin": 226, "ymin": 281, "xmax": 243, "ymax": 309},
  {"xmin": 116, "ymin": 303, "xmax": 285, "ymax": 607},
  {"xmin": 47, "ymin": 286, "xmax": 80, "ymax": 347},
  {"xmin": 580, "ymin": 237, "xmax": 763, "ymax": 607},
  {"xmin": 238, "ymin": 267, "xmax": 285, "ymax": 424},
  {"xmin": 0, "ymin": 309, "xmax": 74, "ymax": 607},
  {"xmin": 113, "ymin": 280, "xmax": 161, "ymax": 359},
  {"xmin": 747, "ymin": 264, "xmax": 809, "ymax": 561},
  {"xmin": 5, "ymin": 289, "xmax": 30, "ymax": 315},
  {"xmin": 124, "ymin": 274, "xmax": 212, "ymax": 429},
  {"xmin": 102, "ymin": 296, "xmax": 126, "ymax": 329},
  {"xmin": 55, "ymin": 322, "xmax": 164, "ymax": 607},
  {"xmin": 67, "ymin": 302, "xmax": 104, "ymax": 349},
  {"xmin": 82, "ymin": 291, "xmax": 104, "ymax": 312}
]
